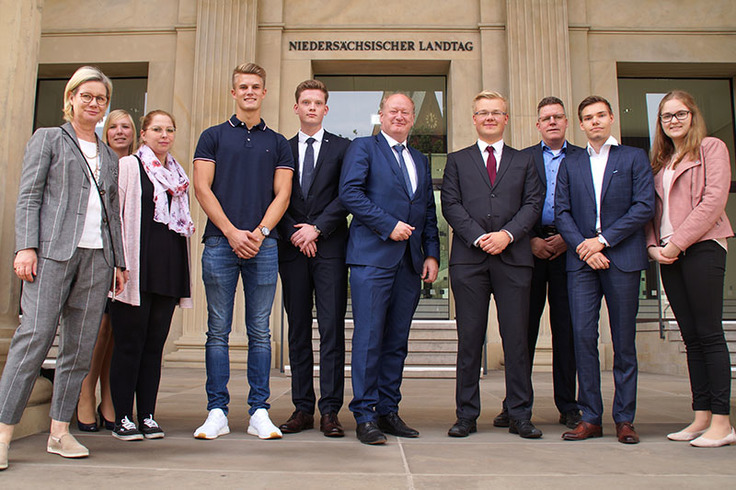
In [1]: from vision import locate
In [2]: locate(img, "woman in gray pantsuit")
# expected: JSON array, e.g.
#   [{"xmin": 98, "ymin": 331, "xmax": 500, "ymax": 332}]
[{"xmin": 0, "ymin": 66, "xmax": 126, "ymax": 470}]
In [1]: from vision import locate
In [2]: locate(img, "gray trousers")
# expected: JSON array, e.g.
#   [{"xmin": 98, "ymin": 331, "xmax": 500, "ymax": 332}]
[{"xmin": 0, "ymin": 248, "xmax": 112, "ymax": 424}]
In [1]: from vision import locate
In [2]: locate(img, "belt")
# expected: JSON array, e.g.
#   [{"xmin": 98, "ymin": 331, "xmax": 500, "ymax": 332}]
[{"xmin": 541, "ymin": 225, "xmax": 558, "ymax": 237}]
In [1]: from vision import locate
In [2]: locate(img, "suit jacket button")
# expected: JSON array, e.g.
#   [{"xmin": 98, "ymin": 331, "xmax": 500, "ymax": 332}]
[
  {"xmin": 102, "ymin": 217, "xmax": 108, "ymax": 224},
  {"xmin": 491, "ymin": 194, "xmax": 496, "ymax": 198},
  {"xmin": 486, "ymin": 214, "xmax": 491, "ymax": 218},
  {"xmin": 99, "ymin": 189, "xmax": 106, "ymax": 196}
]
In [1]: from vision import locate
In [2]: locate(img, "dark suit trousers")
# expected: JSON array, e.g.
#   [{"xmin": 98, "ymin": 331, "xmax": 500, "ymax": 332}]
[
  {"xmin": 280, "ymin": 253, "xmax": 347, "ymax": 415},
  {"xmin": 568, "ymin": 264, "xmax": 640, "ymax": 426},
  {"xmin": 349, "ymin": 252, "xmax": 419, "ymax": 424},
  {"xmin": 528, "ymin": 254, "xmax": 577, "ymax": 414},
  {"xmin": 451, "ymin": 256, "xmax": 534, "ymax": 421},
  {"xmin": 660, "ymin": 241, "xmax": 730, "ymax": 415}
]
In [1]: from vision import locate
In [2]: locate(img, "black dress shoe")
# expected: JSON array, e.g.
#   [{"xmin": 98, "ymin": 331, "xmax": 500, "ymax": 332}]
[
  {"xmin": 559, "ymin": 410, "xmax": 582, "ymax": 429},
  {"xmin": 279, "ymin": 410, "xmax": 314, "ymax": 433},
  {"xmin": 509, "ymin": 419, "xmax": 543, "ymax": 439},
  {"xmin": 76, "ymin": 409, "xmax": 99, "ymax": 433},
  {"xmin": 356, "ymin": 422, "xmax": 387, "ymax": 445},
  {"xmin": 320, "ymin": 412, "xmax": 344, "ymax": 437},
  {"xmin": 98, "ymin": 405, "xmax": 115, "ymax": 431},
  {"xmin": 377, "ymin": 413, "xmax": 419, "ymax": 438},
  {"xmin": 448, "ymin": 418, "xmax": 477, "ymax": 438},
  {"xmin": 493, "ymin": 408, "xmax": 510, "ymax": 428}
]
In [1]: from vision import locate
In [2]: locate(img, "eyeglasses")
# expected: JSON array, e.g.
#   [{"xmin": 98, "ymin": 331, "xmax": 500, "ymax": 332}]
[
  {"xmin": 77, "ymin": 92, "xmax": 109, "ymax": 106},
  {"xmin": 539, "ymin": 113, "xmax": 566, "ymax": 123},
  {"xmin": 147, "ymin": 126, "xmax": 176, "ymax": 135},
  {"xmin": 474, "ymin": 110, "xmax": 507, "ymax": 120},
  {"xmin": 660, "ymin": 110, "xmax": 691, "ymax": 123}
]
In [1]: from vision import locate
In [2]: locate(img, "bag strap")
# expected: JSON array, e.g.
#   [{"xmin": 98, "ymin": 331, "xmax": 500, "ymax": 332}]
[{"xmin": 60, "ymin": 126, "xmax": 117, "ymax": 266}]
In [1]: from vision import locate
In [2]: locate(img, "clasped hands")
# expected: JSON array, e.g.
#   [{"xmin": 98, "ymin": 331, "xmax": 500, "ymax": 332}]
[
  {"xmin": 648, "ymin": 242, "xmax": 680, "ymax": 265},
  {"xmin": 530, "ymin": 234, "xmax": 567, "ymax": 260},
  {"xmin": 576, "ymin": 237, "xmax": 608, "ymax": 270}
]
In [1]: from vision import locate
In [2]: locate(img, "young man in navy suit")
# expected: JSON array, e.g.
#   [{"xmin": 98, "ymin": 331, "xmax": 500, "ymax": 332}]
[
  {"xmin": 493, "ymin": 97, "xmax": 583, "ymax": 430},
  {"xmin": 340, "ymin": 93, "xmax": 440, "ymax": 445},
  {"xmin": 277, "ymin": 80, "xmax": 350, "ymax": 438},
  {"xmin": 555, "ymin": 95, "xmax": 654, "ymax": 444},
  {"xmin": 442, "ymin": 91, "xmax": 543, "ymax": 439}
]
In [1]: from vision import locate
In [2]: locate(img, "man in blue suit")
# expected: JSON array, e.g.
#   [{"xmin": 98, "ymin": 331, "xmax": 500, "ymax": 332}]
[
  {"xmin": 555, "ymin": 95, "xmax": 654, "ymax": 444},
  {"xmin": 340, "ymin": 93, "xmax": 440, "ymax": 445}
]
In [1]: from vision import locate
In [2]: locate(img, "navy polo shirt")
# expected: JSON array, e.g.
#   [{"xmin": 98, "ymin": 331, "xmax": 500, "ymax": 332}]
[{"xmin": 194, "ymin": 115, "xmax": 294, "ymax": 240}]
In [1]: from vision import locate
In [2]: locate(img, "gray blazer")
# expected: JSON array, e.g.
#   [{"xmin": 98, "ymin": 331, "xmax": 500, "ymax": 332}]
[{"xmin": 15, "ymin": 122, "xmax": 125, "ymax": 269}]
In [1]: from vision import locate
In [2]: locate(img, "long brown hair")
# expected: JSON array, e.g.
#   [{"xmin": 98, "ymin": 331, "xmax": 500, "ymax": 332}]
[{"xmin": 650, "ymin": 90, "xmax": 707, "ymax": 173}]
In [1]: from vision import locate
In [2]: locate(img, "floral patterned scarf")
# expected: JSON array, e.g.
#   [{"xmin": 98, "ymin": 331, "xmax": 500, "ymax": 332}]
[{"xmin": 136, "ymin": 144, "xmax": 195, "ymax": 237}]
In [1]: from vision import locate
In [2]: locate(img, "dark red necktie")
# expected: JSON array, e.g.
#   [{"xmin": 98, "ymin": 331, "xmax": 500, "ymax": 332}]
[{"xmin": 486, "ymin": 146, "xmax": 497, "ymax": 185}]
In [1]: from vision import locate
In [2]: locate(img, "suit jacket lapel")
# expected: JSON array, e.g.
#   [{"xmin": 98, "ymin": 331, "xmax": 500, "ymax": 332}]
[
  {"xmin": 310, "ymin": 133, "xmax": 330, "ymax": 187},
  {"xmin": 470, "ymin": 145, "xmax": 492, "ymax": 189},
  {"xmin": 288, "ymin": 136, "xmax": 305, "ymax": 201},
  {"xmin": 408, "ymin": 145, "xmax": 425, "ymax": 195},
  {"xmin": 532, "ymin": 144, "xmax": 546, "ymax": 187},
  {"xmin": 600, "ymin": 146, "xmax": 619, "ymax": 200},
  {"xmin": 493, "ymin": 145, "xmax": 514, "ymax": 188},
  {"xmin": 376, "ymin": 134, "xmax": 410, "ymax": 197}
]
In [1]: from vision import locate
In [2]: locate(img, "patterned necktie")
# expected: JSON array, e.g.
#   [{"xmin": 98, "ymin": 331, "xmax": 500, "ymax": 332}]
[
  {"xmin": 486, "ymin": 146, "xmax": 497, "ymax": 185},
  {"xmin": 393, "ymin": 144, "xmax": 415, "ymax": 197},
  {"xmin": 301, "ymin": 137, "xmax": 316, "ymax": 195}
]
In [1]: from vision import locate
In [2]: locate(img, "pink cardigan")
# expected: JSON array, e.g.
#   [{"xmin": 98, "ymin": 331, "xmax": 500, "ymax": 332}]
[
  {"xmin": 116, "ymin": 155, "xmax": 193, "ymax": 307},
  {"xmin": 646, "ymin": 137, "xmax": 733, "ymax": 251}
]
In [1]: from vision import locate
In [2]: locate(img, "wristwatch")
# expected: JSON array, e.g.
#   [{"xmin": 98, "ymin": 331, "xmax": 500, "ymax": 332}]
[
  {"xmin": 313, "ymin": 225, "xmax": 321, "ymax": 235},
  {"xmin": 259, "ymin": 225, "xmax": 270, "ymax": 237},
  {"xmin": 597, "ymin": 235, "xmax": 607, "ymax": 247}
]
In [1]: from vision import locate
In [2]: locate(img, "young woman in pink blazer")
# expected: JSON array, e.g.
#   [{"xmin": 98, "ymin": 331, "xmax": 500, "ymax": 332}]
[{"xmin": 646, "ymin": 90, "xmax": 735, "ymax": 447}]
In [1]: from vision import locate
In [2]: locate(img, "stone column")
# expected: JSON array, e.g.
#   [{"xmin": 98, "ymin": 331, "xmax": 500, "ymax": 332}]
[
  {"xmin": 506, "ymin": 0, "xmax": 573, "ymax": 149},
  {"xmin": 0, "ymin": 0, "xmax": 53, "ymax": 440},
  {"xmin": 505, "ymin": 0, "xmax": 573, "ymax": 367},
  {"xmin": 0, "ymin": 0, "xmax": 43, "ymax": 369},
  {"xmin": 166, "ymin": 0, "xmax": 259, "ymax": 367}
]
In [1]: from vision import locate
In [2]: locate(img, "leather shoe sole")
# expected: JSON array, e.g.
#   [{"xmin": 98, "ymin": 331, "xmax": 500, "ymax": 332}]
[
  {"xmin": 356, "ymin": 422, "xmax": 387, "ymax": 445},
  {"xmin": 509, "ymin": 420, "xmax": 543, "ymax": 439},
  {"xmin": 562, "ymin": 421, "xmax": 603, "ymax": 441},
  {"xmin": 448, "ymin": 419, "xmax": 477, "ymax": 438},
  {"xmin": 493, "ymin": 410, "xmax": 510, "ymax": 428},
  {"xmin": 279, "ymin": 412, "xmax": 314, "ymax": 434}
]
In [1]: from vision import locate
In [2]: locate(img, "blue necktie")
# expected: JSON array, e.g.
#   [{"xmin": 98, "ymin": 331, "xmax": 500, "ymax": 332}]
[
  {"xmin": 393, "ymin": 144, "xmax": 414, "ymax": 197},
  {"xmin": 301, "ymin": 137, "xmax": 316, "ymax": 196}
]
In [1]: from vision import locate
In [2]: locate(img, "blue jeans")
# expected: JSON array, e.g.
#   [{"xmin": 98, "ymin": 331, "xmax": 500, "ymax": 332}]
[{"xmin": 201, "ymin": 236, "xmax": 278, "ymax": 415}]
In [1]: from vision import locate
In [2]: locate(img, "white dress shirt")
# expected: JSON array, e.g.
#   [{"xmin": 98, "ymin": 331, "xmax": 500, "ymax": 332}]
[
  {"xmin": 587, "ymin": 135, "xmax": 618, "ymax": 239},
  {"xmin": 298, "ymin": 127, "xmax": 324, "ymax": 187},
  {"xmin": 381, "ymin": 131, "xmax": 417, "ymax": 193},
  {"xmin": 77, "ymin": 139, "xmax": 103, "ymax": 249}
]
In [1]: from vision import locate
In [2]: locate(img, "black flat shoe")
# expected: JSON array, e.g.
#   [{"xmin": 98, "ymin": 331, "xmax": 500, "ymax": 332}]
[
  {"xmin": 98, "ymin": 405, "xmax": 115, "ymax": 431},
  {"xmin": 76, "ymin": 410, "xmax": 99, "ymax": 432}
]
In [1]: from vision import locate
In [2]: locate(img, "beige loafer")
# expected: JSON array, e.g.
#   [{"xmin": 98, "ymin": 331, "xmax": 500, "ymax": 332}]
[
  {"xmin": 47, "ymin": 433, "xmax": 89, "ymax": 458},
  {"xmin": 0, "ymin": 441, "xmax": 8, "ymax": 470},
  {"xmin": 690, "ymin": 427, "xmax": 736, "ymax": 448},
  {"xmin": 667, "ymin": 428, "xmax": 707, "ymax": 441}
]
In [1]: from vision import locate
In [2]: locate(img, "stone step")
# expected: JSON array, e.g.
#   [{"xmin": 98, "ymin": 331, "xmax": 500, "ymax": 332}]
[
  {"xmin": 312, "ymin": 339, "xmax": 458, "ymax": 353},
  {"xmin": 283, "ymin": 365, "xmax": 459, "ymax": 379},
  {"xmin": 311, "ymin": 350, "xmax": 458, "ymax": 366}
]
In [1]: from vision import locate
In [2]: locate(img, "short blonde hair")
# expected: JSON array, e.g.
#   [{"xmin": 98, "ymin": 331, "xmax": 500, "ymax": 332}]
[
  {"xmin": 232, "ymin": 63, "xmax": 266, "ymax": 88},
  {"xmin": 63, "ymin": 66, "xmax": 113, "ymax": 122},
  {"xmin": 379, "ymin": 92, "xmax": 415, "ymax": 113},
  {"xmin": 473, "ymin": 90, "xmax": 508, "ymax": 113},
  {"xmin": 102, "ymin": 109, "xmax": 137, "ymax": 156}
]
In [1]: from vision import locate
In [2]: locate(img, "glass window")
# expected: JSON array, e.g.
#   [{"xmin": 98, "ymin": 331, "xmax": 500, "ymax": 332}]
[
  {"xmin": 34, "ymin": 77, "xmax": 148, "ymax": 138},
  {"xmin": 317, "ymin": 75, "xmax": 450, "ymax": 319},
  {"xmin": 618, "ymin": 77, "xmax": 736, "ymax": 319}
]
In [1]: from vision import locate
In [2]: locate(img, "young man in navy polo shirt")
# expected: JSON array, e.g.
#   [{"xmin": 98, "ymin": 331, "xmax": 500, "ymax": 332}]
[{"xmin": 192, "ymin": 63, "xmax": 294, "ymax": 440}]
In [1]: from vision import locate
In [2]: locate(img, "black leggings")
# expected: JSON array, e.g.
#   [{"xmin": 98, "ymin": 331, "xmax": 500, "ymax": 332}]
[
  {"xmin": 660, "ymin": 240, "xmax": 731, "ymax": 415},
  {"xmin": 109, "ymin": 292, "xmax": 178, "ymax": 424}
]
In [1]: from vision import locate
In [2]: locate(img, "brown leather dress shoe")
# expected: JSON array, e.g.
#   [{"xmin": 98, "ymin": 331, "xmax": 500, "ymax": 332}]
[
  {"xmin": 279, "ymin": 411, "xmax": 314, "ymax": 433},
  {"xmin": 615, "ymin": 422, "xmax": 640, "ymax": 444},
  {"xmin": 561, "ymin": 421, "xmax": 603, "ymax": 441},
  {"xmin": 320, "ymin": 413, "xmax": 345, "ymax": 437}
]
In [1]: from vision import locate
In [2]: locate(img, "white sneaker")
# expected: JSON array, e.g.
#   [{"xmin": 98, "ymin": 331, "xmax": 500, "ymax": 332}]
[
  {"xmin": 247, "ymin": 408, "xmax": 283, "ymax": 439},
  {"xmin": 193, "ymin": 408, "xmax": 230, "ymax": 439}
]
